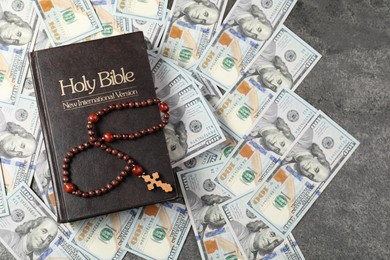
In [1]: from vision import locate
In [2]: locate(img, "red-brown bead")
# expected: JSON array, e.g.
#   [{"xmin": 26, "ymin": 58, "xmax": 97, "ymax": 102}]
[
  {"xmin": 64, "ymin": 183, "xmax": 75, "ymax": 193},
  {"xmin": 159, "ymin": 102, "xmax": 169, "ymax": 113},
  {"xmin": 104, "ymin": 132, "xmax": 114, "ymax": 142},
  {"xmin": 88, "ymin": 113, "xmax": 99, "ymax": 123},
  {"xmin": 132, "ymin": 165, "xmax": 143, "ymax": 176}
]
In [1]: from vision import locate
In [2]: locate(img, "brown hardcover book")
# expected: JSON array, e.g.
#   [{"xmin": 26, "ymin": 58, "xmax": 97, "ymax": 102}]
[{"xmin": 29, "ymin": 32, "xmax": 178, "ymax": 223}]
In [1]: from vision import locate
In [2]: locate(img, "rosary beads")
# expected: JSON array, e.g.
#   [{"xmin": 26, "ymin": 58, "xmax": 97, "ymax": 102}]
[{"xmin": 62, "ymin": 98, "xmax": 173, "ymax": 198}]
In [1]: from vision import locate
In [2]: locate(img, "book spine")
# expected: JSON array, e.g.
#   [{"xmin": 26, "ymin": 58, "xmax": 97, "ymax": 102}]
[{"xmin": 29, "ymin": 52, "xmax": 68, "ymax": 222}]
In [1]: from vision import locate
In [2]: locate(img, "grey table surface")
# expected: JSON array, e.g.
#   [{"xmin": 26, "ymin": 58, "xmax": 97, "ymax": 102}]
[{"xmin": 1, "ymin": 0, "xmax": 389, "ymax": 259}]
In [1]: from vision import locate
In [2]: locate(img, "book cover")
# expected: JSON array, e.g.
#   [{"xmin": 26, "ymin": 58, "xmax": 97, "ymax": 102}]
[{"xmin": 29, "ymin": 32, "xmax": 179, "ymax": 223}]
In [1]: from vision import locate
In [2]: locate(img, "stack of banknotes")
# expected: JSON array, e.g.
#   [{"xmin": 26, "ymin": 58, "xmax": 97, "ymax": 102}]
[{"xmin": 0, "ymin": 0, "xmax": 359, "ymax": 259}]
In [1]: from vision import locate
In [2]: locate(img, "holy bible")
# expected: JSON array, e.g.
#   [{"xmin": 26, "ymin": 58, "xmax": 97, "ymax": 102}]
[{"xmin": 29, "ymin": 32, "xmax": 178, "ymax": 223}]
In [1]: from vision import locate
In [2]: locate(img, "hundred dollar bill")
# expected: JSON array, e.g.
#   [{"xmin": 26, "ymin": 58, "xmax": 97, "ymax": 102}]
[
  {"xmin": 242, "ymin": 25, "xmax": 321, "ymax": 93},
  {"xmin": 196, "ymin": 0, "xmax": 297, "ymax": 90},
  {"xmin": 148, "ymin": 50, "xmax": 157, "ymax": 64},
  {"xmin": 124, "ymin": 202, "xmax": 191, "ymax": 260},
  {"xmin": 21, "ymin": 22, "xmax": 53, "ymax": 100},
  {"xmin": 32, "ymin": 145, "xmax": 56, "ymax": 214},
  {"xmin": 114, "ymin": 0, "xmax": 168, "ymax": 23},
  {"xmin": 33, "ymin": 0, "xmax": 103, "ymax": 46},
  {"xmin": 177, "ymin": 163, "xmax": 244, "ymax": 260},
  {"xmin": 131, "ymin": 14, "xmax": 167, "ymax": 50},
  {"xmin": 0, "ymin": 97, "xmax": 43, "ymax": 192},
  {"xmin": 159, "ymin": 83, "xmax": 226, "ymax": 166},
  {"xmin": 20, "ymin": 68, "xmax": 35, "ymax": 99},
  {"xmin": 214, "ymin": 89, "xmax": 317, "ymax": 197},
  {"xmin": 247, "ymin": 111, "xmax": 360, "ymax": 237},
  {"xmin": 215, "ymin": 79, "xmax": 274, "ymax": 140},
  {"xmin": 215, "ymin": 26, "xmax": 321, "ymax": 138},
  {"xmin": 191, "ymin": 72, "xmax": 223, "ymax": 108},
  {"xmin": 151, "ymin": 56, "xmax": 194, "ymax": 94},
  {"xmin": 84, "ymin": 0, "xmax": 131, "ymax": 41},
  {"xmin": 175, "ymin": 130, "xmax": 237, "ymax": 171},
  {"xmin": 72, "ymin": 209, "xmax": 138, "ymax": 260},
  {"xmin": 0, "ymin": 166, "xmax": 9, "ymax": 217},
  {"xmin": 159, "ymin": 0, "xmax": 228, "ymax": 69},
  {"xmin": 220, "ymin": 193, "xmax": 305, "ymax": 260},
  {"xmin": 0, "ymin": 183, "xmax": 96, "ymax": 260},
  {"xmin": 34, "ymin": 22, "xmax": 52, "ymax": 51},
  {"xmin": 0, "ymin": 0, "xmax": 38, "ymax": 106},
  {"xmin": 161, "ymin": 83, "xmax": 201, "ymax": 108}
]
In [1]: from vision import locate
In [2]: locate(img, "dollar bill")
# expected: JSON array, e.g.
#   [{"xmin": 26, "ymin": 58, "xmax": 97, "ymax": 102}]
[
  {"xmin": 220, "ymin": 192, "xmax": 305, "ymax": 260},
  {"xmin": 131, "ymin": 14, "xmax": 167, "ymax": 50},
  {"xmin": 162, "ymin": 83, "xmax": 201, "ymax": 107},
  {"xmin": 242, "ymin": 25, "xmax": 321, "ymax": 93},
  {"xmin": 159, "ymin": 0, "xmax": 228, "ymax": 69},
  {"xmin": 0, "ymin": 165, "xmax": 9, "ymax": 217},
  {"xmin": 0, "ymin": 0, "xmax": 38, "ymax": 107},
  {"xmin": 0, "ymin": 97, "xmax": 43, "ymax": 192},
  {"xmin": 160, "ymin": 82, "xmax": 226, "ymax": 166},
  {"xmin": 196, "ymin": 0, "xmax": 297, "ymax": 90},
  {"xmin": 214, "ymin": 89, "xmax": 317, "ymax": 197},
  {"xmin": 175, "ymin": 130, "xmax": 237, "ymax": 171},
  {"xmin": 247, "ymin": 111, "xmax": 360, "ymax": 237},
  {"xmin": 21, "ymin": 22, "xmax": 53, "ymax": 100},
  {"xmin": 32, "ymin": 144, "xmax": 56, "ymax": 214},
  {"xmin": 33, "ymin": 0, "xmax": 103, "ymax": 46},
  {"xmin": 34, "ymin": 21, "xmax": 52, "ymax": 51},
  {"xmin": 148, "ymin": 50, "xmax": 158, "ymax": 64},
  {"xmin": 114, "ymin": 0, "xmax": 168, "ymax": 23},
  {"xmin": 177, "ymin": 162, "xmax": 244, "ymax": 260},
  {"xmin": 124, "ymin": 202, "xmax": 191, "ymax": 260},
  {"xmin": 191, "ymin": 72, "xmax": 223, "ymax": 108},
  {"xmin": 0, "ymin": 183, "xmax": 96, "ymax": 260},
  {"xmin": 151, "ymin": 56, "xmax": 194, "ymax": 94},
  {"xmin": 155, "ymin": 62, "xmax": 222, "ymax": 106},
  {"xmin": 215, "ymin": 79, "xmax": 274, "ymax": 140},
  {"xmin": 71, "ymin": 209, "xmax": 138, "ymax": 260},
  {"xmin": 84, "ymin": 0, "xmax": 131, "ymax": 41},
  {"xmin": 214, "ymin": 26, "xmax": 321, "ymax": 139},
  {"xmin": 20, "ymin": 68, "xmax": 35, "ymax": 100}
]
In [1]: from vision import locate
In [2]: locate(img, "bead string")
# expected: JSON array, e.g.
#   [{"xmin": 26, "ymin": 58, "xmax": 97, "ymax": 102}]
[{"xmin": 62, "ymin": 98, "xmax": 173, "ymax": 198}]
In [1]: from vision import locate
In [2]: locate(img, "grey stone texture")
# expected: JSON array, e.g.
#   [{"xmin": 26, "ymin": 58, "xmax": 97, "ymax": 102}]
[{"xmin": 0, "ymin": 0, "xmax": 389, "ymax": 259}]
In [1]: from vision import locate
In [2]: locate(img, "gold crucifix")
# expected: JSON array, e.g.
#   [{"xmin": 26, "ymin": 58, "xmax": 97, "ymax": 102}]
[{"xmin": 140, "ymin": 172, "xmax": 173, "ymax": 192}]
